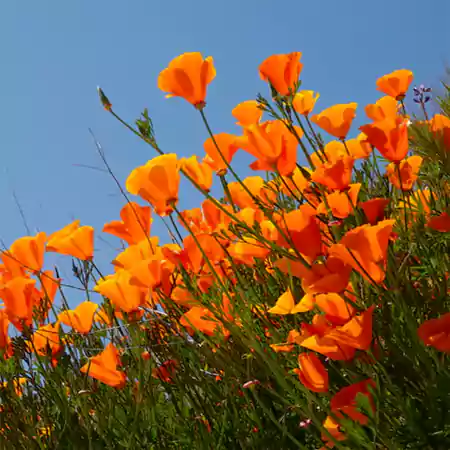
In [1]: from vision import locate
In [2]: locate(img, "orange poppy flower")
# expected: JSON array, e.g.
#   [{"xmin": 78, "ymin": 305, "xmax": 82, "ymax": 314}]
[
  {"xmin": 330, "ymin": 379, "xmax": 376, "ymax": 425},
  {"xmin": 58, "ymin": 301, "xmax": 99, "ymax": 335},
  {"xmin": 94, "ymin": 271, "xmax": 148, "ymax": 313},
  {"xmin": 0, "ymin": 310, "xmax": 10, "ymax": 351},
  {"xmin": 157, "ymin": 52, "xmax": 216, "ymax": 108},
  {"xmin": 128, "ymin": 257, "xmax": 171, "ymax": 292},
  {"xmin": 126, "ymin": 154, "xmax": 181, "ymax": 216},
  {"xmin": 429, "ymin": 114, "xmax": 450, "ymax": 150},
  {"xmin": 386, "ymin": 155, "xmax": 422, "ymax": 191},
  {"xmin": 359, "ymin": 117, "xmax": 409, "ymax": 163},
  {"xmin": 311, "ymin": 103, "xmax": 358, "ymax": 139},
  {"xmin": 203, "ymin": 133, "xmax": 239, "ymax": 175},
  {"xmin": 316, "ymin": 183, "xmax": 361, "ymax": 219},
  {"xmin": 315, "ymin": 293, "xmax": 355, "ymax": 326},
  {"xmin": 268, "ymin": 290, "xmax": 314, "ymax": 315},
  {"xmin": 376, "ymin": 69, "xmax": 413, "ymax": 100},
  {"xmin": 170, "ymin": 286, "xmax": 199, "ymax": 307},
  {"xmin": 300, "ymin": 330, "xmax": 356, "ymax": 361},
  {"xmin": 294, "ymin": 353, "xmax": 328, "ymax": 393},
  {"xmin": 365, "ymin": 96, "xmax": 399, "ymax": 122},
  {"xmin": 232, "ymin": 100, "xmax": 263, "ymax": 126},
  {"xmin": 47, "ymin": 221, "xmax": 94, "ymax": 261},
  {"xmin": 202, "ymin": 199, "xmax": 233, "ymax": 233},
  {"xmin": 239, "ymin": 120, "xmax": 302, "ymax": 176},
  {"xmin": 311, "ymin": 155, "xmax": 355, "ymax": 191},
  {"xmin": 322, "ymin": 416, "xmax": 346, "ymax": 447},
  {"xmin": 235, "ymin": 207, "xmax": 265, "ymax": 229},
  {"xmin": 0, "ymin": 276, "xmax": 36, "ymax": 330},
  {"xmin": 228, "ymin": 176, "xmax": 275, "ymax": 209},
  {"xmin": 345, "ymin": 134, "xmax": 372, "ymax": 159},
  {"xmin": 293, "ymin": 90, "xmax": 320, "ymax": 116},
  {"xmin": 418, "ymin": 313, "xmax": 450, "ymax": 352},
  {"xmin": 180, "ymin": 306, "xmax": 229, "ymax": 337},
  {"xmin": 259, "ymin": 52, "xmax": 303, "ymax": 96},
  {"xmin": 103, "ymin": 202, "xmax": 152, "ymax": 245},
  {"xmin": 277, "ymin": 206, "xmax": 323, "ymax": 258},
  {"xmin": 326, "ymin": 306, "xmax": 374, "ymax": 350},
  {"xmin": 112, "ymin": 238, "xmax": 160, "ymax": 271},
  {"xmin": 279, "ymin": 166, "xmax": 310, "ymax": 196},
  {"xmin": 31, "ymin": 322, "xmax": 63, "ymax": 362},
  {"xmin": 329, "ymin": 219, "xmax": 395, "ymax": 283},
  {"xmin": 178, "ymin": 234, "xmax": 225, "ymax": 274},
  {"xmin": 37, "ymin": 270, "xmax": 60, "ymax": 321},
  {"xmin": 274, "ymin": 256, "xmax": 352, "ymax": 295},
  {"xmin": 94, "ymin": 306, "xmax": 113, "ymax": 327},
  {"xmin": 31, "ymin": 321, "xmax": 63, "ymax": 356},
  {"xmin": 9, "ymin": 232, "xmax": 46, "ymax": 273},
  {"xmin": 80, "ymin": 343, "xmax": 126, "ymax": 388},
  {"xmin": 359, "ymin": 198, "xmax": 390, "ymax": 225},
  {"xmin": 427, "ymin": 212, "xmax": 450, "ymax": 232},
  {"xmin": 180, "ymin": 155, "xmax": 213, "ymax": 192},
  {"xmin": 228, "ymin": 238, "xmax": 271, "ymax": 265}
]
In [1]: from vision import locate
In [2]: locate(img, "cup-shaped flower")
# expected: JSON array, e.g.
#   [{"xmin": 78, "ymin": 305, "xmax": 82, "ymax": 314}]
[
  {"xmin": 126, "ymin": 154, "xmax": 181, "ymax": 216},
  {"xmin": 58, "ymin": 301, "xmax": 99, "ymax": 335},
  {"xmin": 239, "ymin": 120, "xmax": 301, "ymax": 176},
  {"xmin": 386, "ymin": 156, "xmax": 422, "ymax": 191},
  {"xmin": 292, "ymin": 90, "xmax": 320, "ymax": 116},
  {"xmin": 9, "ymin": 232, "xmax": 47, "ymax": 273},
  {"xmin": 360, "ymin": 117, "xmax": 409, "ymax": 163},
  {"xmin": 80, "ymin": 343, "xmax": 126, "ymax": 388},
  {"xmin": 418, "ymin": 313, "xmax": 450, "ymax": 352},
  {"xmin": 47, "ymin": 221, "xmax": 94, "ymax": 261},
  {"xmin": 103, "ymin": 202, "xmax": 152, "ymax": 246},
  {"xmin": 365, "ymin": 96, "xmax": 399, "ymax": 122},
  {"xmin": 180, "ymin": 155, "xmax": 213, "ymax": 192},
  {"xmin": 203, "ymin": 133, "xmax": 239, "ymax": 175},
  {"xmin": 294, "ymin": 353, "xmax": 328, "ymax": 392},
  {"xmin": 259, "ymin": 52, "xmax": 303, "ymax": 96},
  {"xmin": 311, "ymin": 103, "xmax": 358, "ymax": 139},
  {"xmin": 376, "ymin": 69, "xmax": 413, "ymax": 100},
  {"xmin": 232, "ymin": 100, "xmax": 263, "ymax": 126},
  {"xmin": 157, "ymin": 52, "xmax": 216, "ymax": 108}
]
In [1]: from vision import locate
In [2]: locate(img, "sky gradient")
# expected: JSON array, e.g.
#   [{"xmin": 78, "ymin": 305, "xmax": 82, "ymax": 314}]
[{"xmin": 0, "ymin": 0, "xmax": 449, "ymax": 282}]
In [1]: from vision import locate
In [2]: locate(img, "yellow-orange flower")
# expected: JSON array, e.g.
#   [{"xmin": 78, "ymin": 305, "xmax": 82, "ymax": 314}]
[
  {"xmin": 259, "ymin": 52, "xmax": 303, "ymax": 96},
  {"xmin": 126, "ymin": 154, "xmax": 181, "ymax": 216},
  {"xmin": 58, "ymin": 301, "xmax": 99, "ymax": 335},
  {"xmin": 429, "ymin": 114, "xmax": 450, "ymax": 151},
  {"xmin": 386, "ymin": 155, "xmax": 422, "ymax": 191},
  {"xmin": 157, "ymin": 52, "xmax": 216, "ymax": 107},
  {"xmin": 228, "ymin": 176, "xmax": 276, "ymax": 209},
  {"xmin": 239, "ymin": 120, "xmax": 302, "ymax": 175},
  {"xmin": 94, "ymin": 271, "xmax": 148, "ymax": 313},
  {"xmin": 232, "ymin": 100, "xmax": 263, "ymax": 126},
  {"xmin": 311, "ymin": 103, "xmax": 358, "ymax": 139},
  {"xmin": 8, "ymin": 232, "xmax": 47, "ymax": 273},
  {"xmin": 292, "ymin": 90, "xmax": 320, "ymax": 116},
  {"xmin": 47, "ymin": 221, "xmax": 94, "ymax": 261},
  {"xmin": 294, "ymin": 353, "xmax": 328, "ymax": 393},
  {"xmin": 180, "ymin": 155, "xmax": 213, "ymax": 192},
  {"xmin": 103, "ymin": 202, "xmax": 152, "ymax": 246},
  {"xmin": 80, "ymin": 343, "xmax": 126, "ymax": 388},
  {"xmin": 365, "ymin": 96, "xmax": 399, "ymax": 122},
  {"xmin": 311, "ymin": 155, "xmax": 355, "ymax": 191},
  {"xmin": 203, "ymin": 133, "xmax": 239, "ymax": 175},
  {"xmin": 376, "ymin": 69, "xmax": 413, "ymax": 100},
  {"xmin": 360, "ymin": 117, "xmax": 409, "ymax": 163}
]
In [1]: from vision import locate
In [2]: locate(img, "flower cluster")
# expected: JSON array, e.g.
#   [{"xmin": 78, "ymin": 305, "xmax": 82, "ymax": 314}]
[{"xmin": 0, "ymin": 51, "xmax": 449, "ymax": 448}]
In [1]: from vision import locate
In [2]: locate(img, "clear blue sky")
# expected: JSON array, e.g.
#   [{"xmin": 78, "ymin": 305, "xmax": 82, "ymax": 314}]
[{"xmin": 0, "ymin": 0, "xmax": 449, "ymax": 286}]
